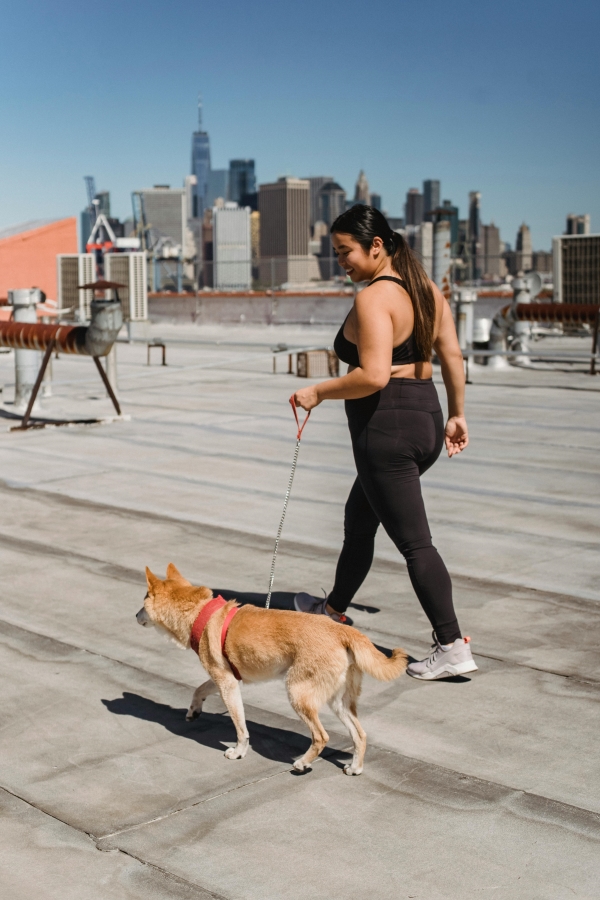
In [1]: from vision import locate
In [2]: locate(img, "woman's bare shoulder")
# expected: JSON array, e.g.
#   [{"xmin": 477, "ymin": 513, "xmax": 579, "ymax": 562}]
[{"xmin": 356, "ymin": 278, "xmax": 411, "ymax": 306}]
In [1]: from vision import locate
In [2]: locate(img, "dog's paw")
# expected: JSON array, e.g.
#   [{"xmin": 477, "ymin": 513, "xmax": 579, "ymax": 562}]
[
  {"xmin": 343, "ymin": 764, "xmax": 363, "ymax": 776},
  {"xmin": 293, "ymin": 759, "xmax": 312, "ymax": 772},
  {"xmin": 224, "ymin": 745, "xmax": 247, "ymax": 760},
  {"xmin": 185, "ymin": 708, "xmax": 200, "ymax": 721}
]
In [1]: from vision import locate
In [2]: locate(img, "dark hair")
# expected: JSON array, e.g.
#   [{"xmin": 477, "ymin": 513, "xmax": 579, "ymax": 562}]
[{"xmin": 331, "ymin": 204, "xmax": 436, "ymax": 359}]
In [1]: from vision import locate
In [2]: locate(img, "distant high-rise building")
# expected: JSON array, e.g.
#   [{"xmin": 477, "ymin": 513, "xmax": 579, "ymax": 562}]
[
  {"xmin": 553, "ymin": 234, "xmax": 600, "ymax": 304},
  {"xmin": 425, "ymin": 200, "xmax": 459, "ymax": 249},
  {"xmin": 370, "ymin": 193, "xmax": 382, "ymax": 211},
  {"xmin": 405, "ymin": 189, "xmax": 424, "ymax": 226},
  {"xmin": 423, "ymin": 180, "xmax": 440, "ymax": 215},
  {"xmin": 468, "ymin": 192, "xmax": 481, "ymax": 242},
  {"xmin": 482, "ymin": 223, "xmax": 502, "ymax": 278},
  {"xmin": 468, "ymin": 192, "xmax": 482, "ymax": 278},
  {"xmin": 191, "ymin": 96, "xmax": 211, "ymax": 217},
  {"xmin": 318, "ymin": 181, "xmax": 346, "ymax": 227},
  {"xmin": 258, "ymin": 177, "xmax": 317, "ymax": 285},
  {"xmin": 229, "ymin": 160, "xmax": 256, "ymax": 206},
  {"xmin": 205, "ymin": 169, "xmax": 229, "ymax": 209},
  {"xmin": 532, "ymin": 250, "xmax": 553, "ymax": 273},
  {"xmin": 515, "ymin": 223, "xmax": 533, "ymax": 273},
  {"xmin": 565, "ymin": 214, "xmax": 591, "ymax": 236},
  {"xmin": 212, "ymin": 204, "xmax": 251, "ymax": 290},
  {"xmin": 354, "ymin": 170, "xmax": 370, "ymax": 205},
  {"xmin": 303, "ymin": 177, "xmax": 333, "ymax": 229},
  {"xmin": 250, "ymin": 210, "xmax": 260, "ymax": 260}
]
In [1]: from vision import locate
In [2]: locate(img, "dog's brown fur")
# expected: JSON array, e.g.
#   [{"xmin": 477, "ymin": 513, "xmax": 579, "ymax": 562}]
[{"xmin": 138, "ymin": 563, "xmax": 408, "ymax": 774}]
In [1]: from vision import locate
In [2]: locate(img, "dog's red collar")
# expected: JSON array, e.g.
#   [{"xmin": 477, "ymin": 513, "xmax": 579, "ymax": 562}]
[{"xmin": 190, "ymin": 596, "xmax": 242, "ymax": 681}]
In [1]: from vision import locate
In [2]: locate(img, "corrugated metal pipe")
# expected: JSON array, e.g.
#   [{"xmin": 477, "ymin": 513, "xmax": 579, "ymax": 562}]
[{"xmin": 0, "ymin": 298, "xmax": 123, "ymax": 356}]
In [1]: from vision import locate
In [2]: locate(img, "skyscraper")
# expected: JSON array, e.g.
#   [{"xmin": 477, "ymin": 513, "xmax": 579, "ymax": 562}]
[
  {"xmin": 565, "ymin": 214, "xmax": 591, "ymax": 235},
  {"xmin": 423, "ymin": 180, "xmax": 440, "ymax": 215},
  {"xmin": 229, "ymin": 160, "xmax": 256, "ymax": 205},
  {"xmin": 303, "ymin": 177, "xmax": 333, "ymax": 229},
  {"xmin": 482, "ymin": 223, "xmax": 502, "ymax": 278},
  {"xmin": 515, "ymin": 223, "xmax": 533, "ymax": 273},
  {"xmin": 405, "ymin": 189, "xmax": 424, "ymax": 226},
  {"xmin": 427, "ymin": 200, "xmax": 459, "ymax": 248},
  {"xmin": 354, "ymin": 170, "xmax": 370, "ymax": 205},
  {"xmin": 205, "ymin": 170, "xmax": 229, "ymax": 208},
  {"xmin": 468, "ymin": 191, "xmax": 482, "ymax": 278},
  {"xmin": 213, "ymin": 204, "xmax": 252, "ymax": 290},
  {"xmin": 190, "ymin": 96, "xmax": 211, "ymax": 217},
  {"xmin": 318, "ymin": 181, "xmax": 346, "ymax": 227},
  {"xmin": 258, "ymin": 177, "xmax": 316, "ymax": 285}
]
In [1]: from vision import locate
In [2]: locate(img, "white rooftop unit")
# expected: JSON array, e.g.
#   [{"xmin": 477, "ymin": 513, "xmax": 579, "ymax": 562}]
[
  {"xmin": 57, "ymin": 253, "xmax": 96, "ymax": 320},
  {"xmin": 213, "ymin": 205, "xmax": 252, "ymax": 290},
  {"xmin": 105, "ymin": 252, "xmax": 148, "ymax": 321},
  {"xmin": 552, "ymin": 234, "xmax": 600, "ymax": 304}
]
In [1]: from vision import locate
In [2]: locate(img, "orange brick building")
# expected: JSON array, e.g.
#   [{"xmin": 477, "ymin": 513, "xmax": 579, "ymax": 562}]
[{"xmin": 0, "ymin": 218, "xmax": 78, "ymax": 301}]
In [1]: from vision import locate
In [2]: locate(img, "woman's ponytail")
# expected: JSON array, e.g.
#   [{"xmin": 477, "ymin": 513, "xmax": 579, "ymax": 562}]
[
  {"xmin": 331, "ymin": 204, "xmax": 437, "ymax": 361},
  {"xmin": 389, "ymin": 232, "xmax": 436, "ymax": 360}
]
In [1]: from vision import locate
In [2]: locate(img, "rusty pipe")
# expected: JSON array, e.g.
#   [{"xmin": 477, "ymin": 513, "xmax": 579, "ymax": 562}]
[
  {"xmin": 514, "ymin": 303, "xmax": 599, "ymax": 324},
  {"xmin": 0, "ymin": 299, "xmax": 122, "ymax": 357}
]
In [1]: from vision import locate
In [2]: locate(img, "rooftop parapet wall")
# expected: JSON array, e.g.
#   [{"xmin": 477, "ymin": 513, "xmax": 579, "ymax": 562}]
[
  {"xmin": 148, "ymin": 291, "xmax": 354, "ymax": 325},
  {"xmin": 0, "ymin": 218, "xmax": 77, "ymax": 300}
]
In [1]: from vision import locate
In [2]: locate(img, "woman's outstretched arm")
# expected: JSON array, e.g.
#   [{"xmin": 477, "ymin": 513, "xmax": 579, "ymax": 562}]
[{"xmin": 433, "ymin": 291, "xmax": 469, "ymax": 457}]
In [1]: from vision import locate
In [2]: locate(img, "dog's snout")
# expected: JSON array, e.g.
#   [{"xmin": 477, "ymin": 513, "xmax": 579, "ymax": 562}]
[{"xmin": 136, "ymin": 607, "xmax": 150, "ymax": 626}]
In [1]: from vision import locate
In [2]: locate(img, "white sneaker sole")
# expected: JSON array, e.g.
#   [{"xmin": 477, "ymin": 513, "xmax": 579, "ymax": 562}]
[{"xmin": 407, "ymin": 659, "xmax": 479, "ymax": 680}]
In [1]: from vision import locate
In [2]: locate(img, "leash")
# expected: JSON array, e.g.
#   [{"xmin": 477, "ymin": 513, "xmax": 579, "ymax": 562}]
[{"xmin": 265, "ymin": 395, "xmax": 310, "ymax": 609}]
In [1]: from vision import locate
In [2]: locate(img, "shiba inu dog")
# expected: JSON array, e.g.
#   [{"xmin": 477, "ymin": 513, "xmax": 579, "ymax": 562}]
[{"xmin": 137, "ymin": 564, "xmax": 407, "ymax": 775}]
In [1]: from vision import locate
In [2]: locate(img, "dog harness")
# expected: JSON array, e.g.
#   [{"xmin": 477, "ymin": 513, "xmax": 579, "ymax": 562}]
[{"xmin": 190, "ymin": 596, "xmax": 242, "ymax": 681}]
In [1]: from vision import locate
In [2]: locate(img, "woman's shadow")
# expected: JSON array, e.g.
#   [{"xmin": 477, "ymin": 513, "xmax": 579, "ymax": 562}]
[{"xmin": 102, "ymin": 692, "xmax": 352, "ymax": 770}]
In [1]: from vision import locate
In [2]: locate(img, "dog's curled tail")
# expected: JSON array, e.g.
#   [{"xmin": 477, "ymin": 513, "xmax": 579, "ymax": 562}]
[{"xmin": 345, "ymin": 629, "xmax": 408, "ymax": 681}]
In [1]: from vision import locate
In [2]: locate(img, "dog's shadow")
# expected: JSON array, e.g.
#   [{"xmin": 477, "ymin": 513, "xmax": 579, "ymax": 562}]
[{"xmin": 102, "ymin": 692, "xmax": 352, "ymax": 769}]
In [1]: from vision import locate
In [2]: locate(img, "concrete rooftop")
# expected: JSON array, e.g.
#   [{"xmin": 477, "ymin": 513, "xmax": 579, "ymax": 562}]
[{"xmin": 0, "ymin": 323, "xmax": 599, "ymax": 899}]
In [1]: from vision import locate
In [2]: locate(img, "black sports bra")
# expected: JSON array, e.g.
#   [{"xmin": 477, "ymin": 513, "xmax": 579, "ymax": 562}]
[{"xmin": 333, "ymin": 276, "xmax": 426, "ymax": 368}]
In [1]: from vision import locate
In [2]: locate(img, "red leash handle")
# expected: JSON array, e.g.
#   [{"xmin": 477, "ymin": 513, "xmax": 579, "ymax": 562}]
[{"xmin": 289, "ymin": 394, "xmax": 310, "ymax": 440}]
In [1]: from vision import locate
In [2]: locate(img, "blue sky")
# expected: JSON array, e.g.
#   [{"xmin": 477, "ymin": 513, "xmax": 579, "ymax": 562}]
[{"xmin": 2, "ymin": 0, "xmax": 598, "ymax": 249}]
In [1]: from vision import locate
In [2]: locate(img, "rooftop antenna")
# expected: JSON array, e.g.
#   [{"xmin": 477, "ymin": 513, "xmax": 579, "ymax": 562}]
[{"xmin": 197, "ymin": 93, "xmax": 203, "ymax": 130}]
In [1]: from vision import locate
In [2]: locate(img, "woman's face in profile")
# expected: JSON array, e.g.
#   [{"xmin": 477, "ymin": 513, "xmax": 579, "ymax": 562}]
[{"xmin": 331, "ymin": 232, "xmax": 383, "ymax": 282}]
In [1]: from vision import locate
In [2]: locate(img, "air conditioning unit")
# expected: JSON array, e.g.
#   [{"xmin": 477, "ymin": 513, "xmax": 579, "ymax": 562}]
[
  {"xmin": 57, "ymin": 254, "xmax": 96, "ymax": 320},
  {"xmin": 105, "ymin": 252, "xmax": 148, "ymax": 321}
]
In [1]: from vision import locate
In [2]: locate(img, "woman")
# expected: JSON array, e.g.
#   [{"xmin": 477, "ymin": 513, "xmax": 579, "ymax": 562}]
[{"xmin": 293, "ymin": 205, "xmax": 477, "ymax": 680}]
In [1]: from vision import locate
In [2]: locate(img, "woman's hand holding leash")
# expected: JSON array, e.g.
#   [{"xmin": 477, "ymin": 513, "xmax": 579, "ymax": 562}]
[
  {"xmin": 293, "ymin": 384, "xmax": 321, "ymax": 411},
  {"xmin": 445, "ymin": 415, "xmax": 468, "ymax": 457}
]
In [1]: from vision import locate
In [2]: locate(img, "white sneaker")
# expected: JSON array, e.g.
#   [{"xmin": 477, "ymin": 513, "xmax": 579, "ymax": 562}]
[{"xmin": 407, "ymin": 633, "xmax": 478, "ymax": 680}]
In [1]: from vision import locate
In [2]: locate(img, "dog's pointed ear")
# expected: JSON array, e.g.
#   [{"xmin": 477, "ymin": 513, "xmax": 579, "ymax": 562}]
[
  {"xmin": 145, "ymin": 567, "xmax": 160, "ymax": 591},
  {"xmin": 166, "ymin": 563, "xmax": 191, "ymax": 585}
]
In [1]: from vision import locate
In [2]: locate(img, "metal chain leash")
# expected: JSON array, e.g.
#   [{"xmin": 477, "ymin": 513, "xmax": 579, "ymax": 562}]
[{"xmin": 265, "ymin": 396, "xmax": 310, "ymax": 609}]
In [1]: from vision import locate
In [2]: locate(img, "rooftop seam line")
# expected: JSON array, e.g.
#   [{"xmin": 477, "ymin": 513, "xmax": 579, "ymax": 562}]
[
  {"xmin": 0, "ymin": 478, "xmax": 597, "ymax": 606},
  {"xmin": 1, "ymin": 618, "xmax": 600, "ymax": 831},
  {"xmin": 0, "ymin": 784, "xmax": 228, "ymax": 900}
]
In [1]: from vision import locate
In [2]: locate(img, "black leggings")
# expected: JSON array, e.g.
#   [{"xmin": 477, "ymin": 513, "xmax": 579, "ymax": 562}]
[{"xmin": 327, "ymin": 378, "xmax": 461, "ymax": 645}]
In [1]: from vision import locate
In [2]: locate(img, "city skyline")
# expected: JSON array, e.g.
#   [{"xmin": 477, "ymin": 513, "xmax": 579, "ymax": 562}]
[{"xmin": 1, "ymin": 0, "xmax": 599, "ymax": 249}]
